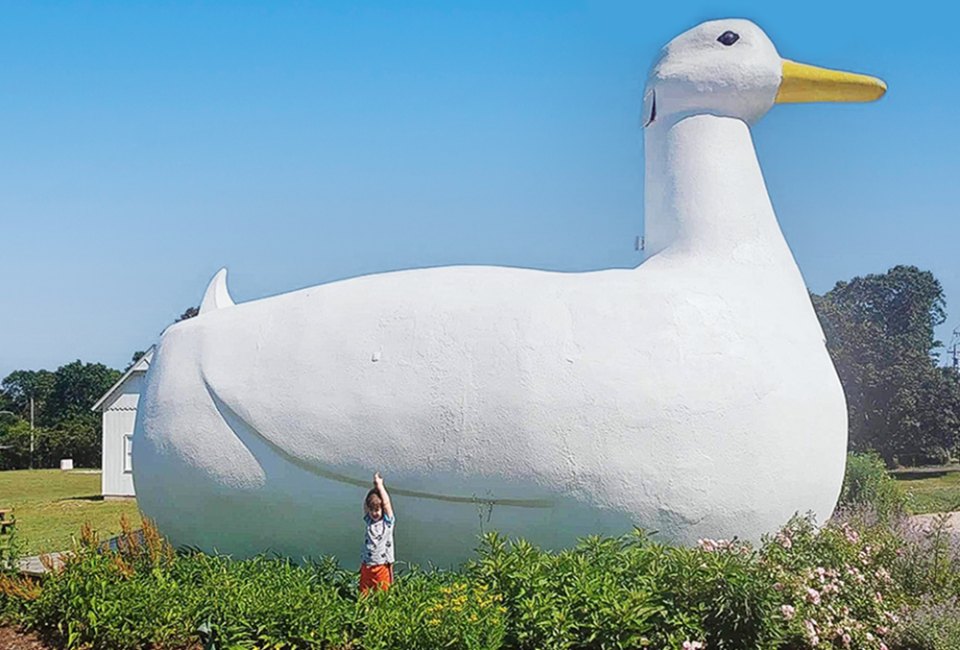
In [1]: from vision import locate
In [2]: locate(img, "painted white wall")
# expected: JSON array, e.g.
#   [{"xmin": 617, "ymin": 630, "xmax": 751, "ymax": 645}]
[
  {"xmin": 101, "ymin": 374, "xmax": 142, "ymax": 497},
  {"xmin": 134, "ymin": 19, "xmax": 883, "ymax": 567}
]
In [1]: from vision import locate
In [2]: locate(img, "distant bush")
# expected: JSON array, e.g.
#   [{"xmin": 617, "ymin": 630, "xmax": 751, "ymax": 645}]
[{"xmin": 840, "ymin": 451, "xmax": 909, "ymax": 520}]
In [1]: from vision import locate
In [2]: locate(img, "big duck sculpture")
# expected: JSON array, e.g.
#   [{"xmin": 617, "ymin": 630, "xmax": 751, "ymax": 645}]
[{"xmin": 134, "ymin": 19, "xmax": 885, "ymax": 566}]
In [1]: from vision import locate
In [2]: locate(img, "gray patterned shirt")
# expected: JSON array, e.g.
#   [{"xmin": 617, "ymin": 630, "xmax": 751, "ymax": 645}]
[{"xmin": 361, "ymin": 513, "xmax": 395, "ymax": 565}]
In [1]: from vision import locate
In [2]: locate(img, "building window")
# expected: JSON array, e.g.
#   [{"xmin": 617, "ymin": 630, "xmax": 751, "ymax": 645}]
[{"xmin": 123, "ymin": 435, "xmax": 133, "ymax": 473}]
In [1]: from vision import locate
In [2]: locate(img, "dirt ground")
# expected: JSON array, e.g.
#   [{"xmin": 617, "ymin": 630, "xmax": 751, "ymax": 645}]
[
  {"xmin": 0, "ymin": 625, "xmax": 205, "ymax": 650},
  {"xmin": 910, "ymin": 511, "xmax": 960, "ymax": 531},
  {"xmin": 0, "ymin": 626, "xmax": 50, "ymax": 650}
]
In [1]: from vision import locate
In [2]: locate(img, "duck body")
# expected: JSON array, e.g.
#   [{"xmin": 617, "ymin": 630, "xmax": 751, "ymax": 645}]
[{"xmin": 135, "ymin": 19, "xmax": 879, "ymax": 565}]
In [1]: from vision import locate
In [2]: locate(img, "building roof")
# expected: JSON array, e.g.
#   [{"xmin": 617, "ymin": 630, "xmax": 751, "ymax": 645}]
[{"xmin": 91, "ymin": 346, "xmax": 155, "ymax": 412}]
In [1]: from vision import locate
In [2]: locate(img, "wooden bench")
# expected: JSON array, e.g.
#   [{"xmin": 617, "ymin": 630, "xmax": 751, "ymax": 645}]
[
  {"xmin": 0, "ymin": 509, "xmax": 14, "ymax": 539},
  {"xmin": 0, "ymin": 509, "xmax": 14, "ymax": 562}
]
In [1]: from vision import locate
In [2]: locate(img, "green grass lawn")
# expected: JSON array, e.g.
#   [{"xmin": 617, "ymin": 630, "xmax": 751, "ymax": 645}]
[
  {"xmin": 0, "ymin": 469, "xmax": 142, "ymax": 556},
  {"xmin": 893, "ymin": 468, "xmax": 960, "ymax": 514}
]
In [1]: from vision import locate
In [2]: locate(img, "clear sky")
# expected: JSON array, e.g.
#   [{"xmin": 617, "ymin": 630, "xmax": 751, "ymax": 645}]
[{"xmin": 1, "ymin": 1, "xmax": 957, "ymax": 378}]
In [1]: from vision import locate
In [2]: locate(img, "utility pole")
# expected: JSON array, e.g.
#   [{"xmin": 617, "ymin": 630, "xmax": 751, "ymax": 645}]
[
  {"xmin": 949, "ymin": 327, "xmax": 960, "ymax": 371},
  {"xmin": 29, "ymin": 395, "xmax": 34, "ymax": 470}
]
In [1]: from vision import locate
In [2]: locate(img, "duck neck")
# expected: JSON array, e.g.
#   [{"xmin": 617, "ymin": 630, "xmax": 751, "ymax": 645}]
[{"xmin": 643, "ymin": 113, "xmax": 781, "ymax": 258}]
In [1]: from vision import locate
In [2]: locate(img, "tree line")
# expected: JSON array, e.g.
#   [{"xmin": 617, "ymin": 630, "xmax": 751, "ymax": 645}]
[
  {"xmin": 0, "ymin": 361, "xmax": 121, "ymax": 469},
  {"xmin": 1, "ymin": 271, "xmax": 959, "ymax": 470}
]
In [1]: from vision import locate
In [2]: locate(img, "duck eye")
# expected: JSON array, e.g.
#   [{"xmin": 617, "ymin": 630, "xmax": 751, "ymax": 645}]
[{"xmin": 717, "ymin": 31, "xmax": 740, "ymax": 46}]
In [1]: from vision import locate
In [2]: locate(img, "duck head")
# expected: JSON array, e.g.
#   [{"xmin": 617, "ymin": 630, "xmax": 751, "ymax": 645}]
[{"xmin": 643, "ymin": 18, "xmax": 886, "ymax": 127}]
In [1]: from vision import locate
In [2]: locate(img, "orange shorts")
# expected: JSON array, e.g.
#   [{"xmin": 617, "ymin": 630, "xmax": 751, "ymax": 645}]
[{"xmin": 359, "ymin": 562, "xmax": 393, "ymax": 594}]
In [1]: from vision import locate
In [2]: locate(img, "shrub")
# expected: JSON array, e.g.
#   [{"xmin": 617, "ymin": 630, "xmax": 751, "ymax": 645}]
[
  {"xmin": 25, "ymin": 520, "xmax": 194, "ymax": 649},
  {"xmin": 360, "ymin": 573, "xmax": 506, "ymax": 650},
  {"xmin": 893, "ymin": 597, "xmax": 960, "ymax": 650},
  {"xmin": 0, "ymin": 518, "xmax": 36, "ymax": 623},
  {"xmin": 186, "ymin": 553, "xmax": 356, "ymax": 649},
  {"xmin": 762, "ymin": 513, "xmax": 909, "ymax": 649},
  {"xmin": 25, "ymin": 518, "xmax": 357, "ymax": 649},
  {"xmin": 467, "ymin": 531, "xmax": 783, "ymax": 649},
  {"xmin": 840, "ymin": 452, "xmax": 909, "ymax": 520},
  {"xmin": 5, "ymin": 507, "xmax": 960, "ymax": 649},
  {"xmin": 886, "ymin": 513, "xmax": 960, "ymax": 603}
]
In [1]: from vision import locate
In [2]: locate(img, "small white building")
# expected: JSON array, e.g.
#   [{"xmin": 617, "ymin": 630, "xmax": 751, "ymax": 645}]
[{"xmin": 92, "ymin": 347, "xmax": 154, "ymax": 498}]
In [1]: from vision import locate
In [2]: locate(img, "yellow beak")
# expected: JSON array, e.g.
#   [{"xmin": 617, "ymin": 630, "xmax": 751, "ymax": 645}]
[{"xmin": 775, "ymin": 59, "xmax": 887, "ymax": 104}]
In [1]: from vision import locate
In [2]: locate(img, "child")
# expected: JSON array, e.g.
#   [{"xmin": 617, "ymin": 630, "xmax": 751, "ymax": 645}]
[{"xmin": 360, "ymin": 471, "xmax": 395, "ymax": 594}]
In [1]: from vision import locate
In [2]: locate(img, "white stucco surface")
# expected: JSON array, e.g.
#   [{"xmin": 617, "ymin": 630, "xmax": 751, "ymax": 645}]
[{"xmin": 134, "ymin": 19, "xmax": 883, "ymax": 567}]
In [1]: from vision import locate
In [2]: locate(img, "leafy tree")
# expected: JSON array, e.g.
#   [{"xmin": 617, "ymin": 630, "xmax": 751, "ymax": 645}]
[
  {"xmin": 0, "ymin": 369, "xmax": 55, "ymax": 422},
  {"xmin": 0, "ymin": 420, "xmax": 33, "ymax": 470},
  {"xmin": 0, "ymin": 387, "xmax": 14, "ymax": 415},
  {"xmin": 812, "ymin": 265, "xmax": 960, "ymax": 466},
  {"xmin": 125, "ymin": 350, "xmax": 147, "ymax": 372},
  {"xmin": 176, "ymin": 306, "xmax": 199, "ymax": 322},
  {"xmin": 0, "ymin": 410, "xmax": 22, "ymax": 460},
  {"xmin": 50, "ymin": 415, "xmax": 103, "ymax": 468},
  {"xmin": 44, "ymin": 361, "xmax": 121, "ymax": 429}
]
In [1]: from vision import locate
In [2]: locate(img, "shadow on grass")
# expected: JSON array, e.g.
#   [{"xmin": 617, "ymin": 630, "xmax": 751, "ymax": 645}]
[
  {"xmin": 894, "ymin": 471, "xmax": 951, "ymax": 481},
  {"xmin": 58, "ymin": 495, "xmax": 104, "ymax": 502}
]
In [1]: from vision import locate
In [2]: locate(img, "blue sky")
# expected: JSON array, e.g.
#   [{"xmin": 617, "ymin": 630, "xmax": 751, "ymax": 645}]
[{"xmin": 1, "ymin": 1, "xmax": 957, "ymax": 378}]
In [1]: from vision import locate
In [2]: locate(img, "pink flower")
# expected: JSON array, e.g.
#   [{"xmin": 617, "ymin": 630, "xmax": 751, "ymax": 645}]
[
  {"xmin": 880, "ymin": 644, "xmax": 889, "ymax": 650},
  {"xmin": 806, "ymin": 587, "xmax": 821, "ymax": 605},
  {"xmin": 781, "ymin": 604, "xmax": 796, "ymax": 620},
  {"xmin": 776, "ymin": 532, "xmax": 793, "ymax": 549},
  {"xmin": 682, "ymin": 641, "xmax": 704, "ymax": 650},
  {"xmin": 697, "ymin": 538, "xmax": 717, "ymax": 552},
  {"xmin": 804, "ymin": 620, "xmax": 820, "ymax": 646},
  {"xmin": 841, "ymin": 633, "xmax": 851, "ymax": 647},
  {"xmin": 843, "ymin": 525, "xmax": 859, "ymax": 543}
]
